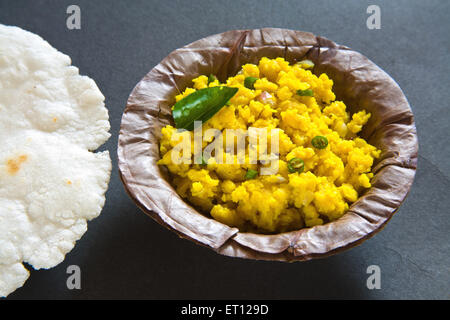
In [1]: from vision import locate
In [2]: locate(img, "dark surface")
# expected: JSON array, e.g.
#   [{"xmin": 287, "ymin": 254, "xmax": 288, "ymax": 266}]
[{"xmin": 0, "ymin": 0, "xmax": 448, "ymax": 300}]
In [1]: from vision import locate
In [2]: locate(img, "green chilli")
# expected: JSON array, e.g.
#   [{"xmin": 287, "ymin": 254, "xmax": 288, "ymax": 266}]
[
  {"xmin": 244, "ymin": 77, "xmax": 258, "ymax": 90},
  {"xmin": 207, "ymin": 74, "xmax": 216, "ymax": 84},
  {"xmin": 244, "ymin": 169, "xmax": 258, "ymax": 180},
  {"xmin": 287, "ymin": 158, "xmax": 305, "ymax": 173},
  {"xmin": 196, "ymin": 156, "xmax": 208, "ymax": 166},
  {"xmin": 172, "ymin": 86, "xmax": 238, "ymax": 131},
  {"xmin": 311, "ymin": 136, "xmax": 328, "ymax": 149},
  {"xmin": 296, "ymin": 89, "xmax": 314, "ymax": 97}
]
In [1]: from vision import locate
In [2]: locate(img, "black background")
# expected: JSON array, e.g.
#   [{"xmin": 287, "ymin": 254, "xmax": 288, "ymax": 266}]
[{"xmin": 1, "ymin": 0, "xmax": 449, "ymax": 299}]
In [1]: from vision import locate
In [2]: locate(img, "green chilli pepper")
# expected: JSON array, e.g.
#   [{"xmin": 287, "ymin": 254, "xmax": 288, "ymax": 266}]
[
  {"xmin": 296, "ymin": 89, "xmax": 314, "ymax": 96},
  {"xmin": 244, "ymin": 169, "xmax": 258, "ymax": 180},
  {"xmin": 311, "ymin": 136, "xmax": 328, "ymax": 149},
  {"xmin": 244, "ymin": 77, "xmax": 258, "ymax": 90},
  {"xmin": 207, "ymin": 74, "xmax": 216, "ymax": 84},
  {"xmin": 172, "ymin": 86, "xmax": 238, "ymax": 131},
  {"xmin": 196, "ymin": 156, "xmax": 208, "ymax": 166},
  {"xmin": 287, "ymin": 158, "xmax": 305, "ymax": 173}
]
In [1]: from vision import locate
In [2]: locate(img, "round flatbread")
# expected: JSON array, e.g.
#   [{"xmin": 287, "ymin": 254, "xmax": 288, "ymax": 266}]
[{"xmin": 0, "ymin": 24, "xmax": 111, "ymax": 297}]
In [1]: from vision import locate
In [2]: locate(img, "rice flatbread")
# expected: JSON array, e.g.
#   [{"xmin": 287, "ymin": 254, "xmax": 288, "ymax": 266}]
[
  {"xmin": 0, "ymin": 24, "xmax": 111, "ymax": 297},
  {"xmin": 0, "ymin": 25, "xmax": 110, "ymax": 151}
]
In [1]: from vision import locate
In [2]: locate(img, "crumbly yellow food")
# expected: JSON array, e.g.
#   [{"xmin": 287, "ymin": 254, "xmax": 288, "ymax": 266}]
[{"xmin": 158, "ymin": 57, "xmax": 380, "ymax": 233}]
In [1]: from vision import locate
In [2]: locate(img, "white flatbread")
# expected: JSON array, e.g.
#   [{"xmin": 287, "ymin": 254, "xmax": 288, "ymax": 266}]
[
  {"xmin": 0, "ymin": 25, "xmax": 110, "ymax": 150},
  {"xmin": 0, "ymin": 24, "xmax": 111, "ymax": 297}
]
